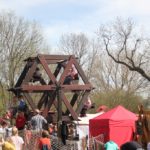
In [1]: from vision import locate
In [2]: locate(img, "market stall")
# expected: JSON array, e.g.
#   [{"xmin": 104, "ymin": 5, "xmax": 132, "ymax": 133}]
[{"xmin": 89, "ymin": 105, "xmax": 137, "ymax": 147}]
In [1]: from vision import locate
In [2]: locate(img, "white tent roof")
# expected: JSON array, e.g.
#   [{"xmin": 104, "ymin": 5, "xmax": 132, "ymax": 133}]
[{"xmin": 74, "ymin": 112, "xmax": 104, "ymax": 125}]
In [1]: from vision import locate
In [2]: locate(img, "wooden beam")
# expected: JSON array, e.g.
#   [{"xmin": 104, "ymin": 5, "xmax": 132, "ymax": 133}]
[
  {"xmin": 23, "ymin": 61, "xmax": 38, "ymax": 84},
  {"xmin": 75, "ymin": 91, "xmax": 90, "ymax": 115},
  {"xmin": 65, "ymin": 92, "xmax": 80, "ymax": 115},
  {"xmin": 37, "ymin": 92, "xmax": 48, "ymax": 109},
  {"xmin": 73, "ymin": 58, "xmax": 90, "ymax": 84},
  {"xmin": 38, "ymin": 55, "xmax": 57, "ymax": 84},
  {"xmin": 47, "ymin": 91, "xmax": 58, "ymax": 110},
  {"xmin": 23, "ymin": 93, "xmax": 36, "ymax": 111},
  {"xmin": 21, "ymin": 85, "xmax": 56, "ymax": 91},
  {"xmin": 15, "ymin": 61, "xmax": 32, "ymax": 87},
  {"xmin": 61, "ymin": 92, "xmax": 78, "ymax": 120},
  {"xmin": 62, "ymin": 84, "xmax": 93, "ymax": 91},
  {"xmin": 59, "ymin": 57, "xmax": 74, "ymax": 85},
  {"xmin": 38, "ymin": 54, "xmax": 72, "ymax": 60}
]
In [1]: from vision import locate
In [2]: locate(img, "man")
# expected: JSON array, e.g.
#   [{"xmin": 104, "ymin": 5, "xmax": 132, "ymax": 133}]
[{"xmin": 31, "ymin": 109, "xmax": 47, "ymax": 131}]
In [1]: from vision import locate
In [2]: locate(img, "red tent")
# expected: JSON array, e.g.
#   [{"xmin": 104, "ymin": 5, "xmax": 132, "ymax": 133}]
[{"xmin": 89, "ymin": 105, "xmax": 137, "ymax": 147}]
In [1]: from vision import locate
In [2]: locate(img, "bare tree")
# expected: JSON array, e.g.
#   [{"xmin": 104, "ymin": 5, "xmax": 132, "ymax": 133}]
[
  {"xmin": 92, "ymin": 53, "xmax": 148, "ymax": 94},
  {"xmin": 85, "ymin": 39, "xmax": 99, "ymax": 80},
  {"xmin": 89, "ymin": 52, "xmax": 146, "ymax": 112},
  {"xmin": 0, "ymin": 11, "xmax": 47, "ymax": 105},
  {"xmin": 59, "ymin": 33, "xmax": 99, "ymax": 80},
  {"xmin": 0, "ymin": 12, "xmax": 45, "ymax": 88},
  {"xmin": 59, "ymin": 33, "xmax": 90, "ymax": 66},
  {"xmin": 98, "ymin": 18, "xmax": 150, "ymax": 82}
]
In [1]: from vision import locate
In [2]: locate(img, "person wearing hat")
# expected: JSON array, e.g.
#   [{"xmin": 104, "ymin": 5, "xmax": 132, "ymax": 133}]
[{"xmin": 30, "ymin": 109, "xmax": 47, "ymax": 131}]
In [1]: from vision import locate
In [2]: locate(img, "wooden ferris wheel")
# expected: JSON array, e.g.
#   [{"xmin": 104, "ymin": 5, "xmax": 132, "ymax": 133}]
[{"xmin": 10, "ymin": 54, "xmax": 93, "ymax": 121}]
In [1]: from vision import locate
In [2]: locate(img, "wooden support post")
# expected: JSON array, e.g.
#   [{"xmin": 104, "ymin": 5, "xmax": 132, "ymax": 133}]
[{"xmin": 57, "ymin": 85, "xmax": 62, "ymax": 139}]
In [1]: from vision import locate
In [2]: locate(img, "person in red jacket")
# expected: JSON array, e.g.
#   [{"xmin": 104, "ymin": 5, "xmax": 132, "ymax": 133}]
[
  {"xmin": 38, "ymin": 130, "xmax": 51, "ymax": 150},
  {"xmin": 16, "ymin": 111, "xmax": 26, "ymax": 130}
]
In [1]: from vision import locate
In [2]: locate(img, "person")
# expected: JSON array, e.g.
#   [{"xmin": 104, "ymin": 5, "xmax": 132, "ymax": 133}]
[
  {"xmin": 3, "ymin": 111, "xmax": 11, "ymax": 121},
  {"xmin": 2, "ymin": 111, "xmax": 11, "ymax": 128},
  {"xmin": 147, "ymin": 142, "xmax": 150, "ymax": 150},
  {"xmin": 9, "ymin": 126, "xmax": 24, "ymax": 150},
  {"xmin": 32, "ymin": 67, "xmax": 45, "ymax": 84},
  {"xmin": 104, "ymin": 140, "xmax": 119, "ymax": 150},
  {"xmin": 1, "ymin": 121, "xmax": 12, "ymax": 140},
  {"xmin": 17, "ymin": 95, "xmax": 27, "ymax": 113},
  {"xmin": 0, "ymin": 137, "xmax": 16, "ymax": 150},
  {"xmin": 11, "ymin": 96, "xmax": 18, "ymax": 118},
  {"xmin": 68, "ymin": 124, "xmax": 75, "ymax": 139},
  {"xmin": 135, "ymin": 115, "xmax": 143, "ymax": 145},
  {"xmin": 80, "ymin": 97, "xmax": 92, "ymax": 117},
  {"xmin": 48, "ymin": 124, "xmax": 54, "ymax": 135},
  {"xmin": 30, "ymin": 109, "xmax": 47, "ymax": 131},
  {"xmin": 38, "ymin": 130, "xmax": 51, "ymax": 150},
  {"xmin": 64, "ymin": 64, "xmax": 79, "ymax": 85},
  {"xmin": 52, "ymin": 124, "xmax": 57, "ymax": 136},
  {"xmin": 120, "ymin": 141, "xmax": 143, "ymax": 150},
  {"xmin": 61, "ymin": 121, "xmax": 68, "ymax": 145},
  {"xmin": 15, "ymin": 111, "xmax": 26, "ymax": 131}
]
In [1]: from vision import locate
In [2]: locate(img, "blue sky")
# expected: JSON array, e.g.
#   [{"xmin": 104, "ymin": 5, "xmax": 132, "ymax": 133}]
[{"xmin": 0, "ymin": 0, "xmax": 150, "ymax": 49}]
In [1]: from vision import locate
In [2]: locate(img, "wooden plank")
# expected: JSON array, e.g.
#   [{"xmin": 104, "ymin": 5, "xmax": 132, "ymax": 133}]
[
  {"xmin": 72, "ymin": 58, "xmax": 90, "ymax": 84},
  {"xmin": 65, "ymin": 92, "xmax": 79, "ymax": 115},
  {"xmin": 59, "ymin": 58, "xmax": 74, "ymax": 85},
  {"xmin": 61, "ymin": 92, "xmax": 78, "ymax": 120},
  {"xmin": 75, "ymin": 91, "xmax": 90, "ymax": 115},
  {"xmin": 47, "ymin": 63, "xmax": 62, "ymax": 85},
  {"xmin": 21, "ymin": 85, "xmax": 56, "ymax": 91},
  {"xmin": 15, "ymin": 61, "xmax": 32, "ymax": 87},
  {"xmin": 38, "ymin": 54, "xmax": 72, "ymax": 60},
  {"xmin": 47, "ymin": 91, "xmax": 58, "ymax": 110},
  {"xmin": 53, "ymin": 64, "xmax": 62, "ymax": 77},
  {"xmin": 45, "ymin": 60, "xmax": 60, "ymax": 64},
  {"xmin": 47, "ymin": 92, "xmax": 57, "ymax": 108},
  {"xmin": 38, "ymin": 55, "xmax": 57, "ymax": 84},
  {"xmin": 62, "ymin": 84, "xmax": 93, "ymax": 91},
  {"xmin": 37, "ymin": 92, "xmax": 48, "ymax": 109},
  {"xmin": 23, "ymin": 93, "xmax": 36, "ymax": 111},
  {"xmin": 23, "ymin": 61, "xmax": 38, "ymax": 84}
]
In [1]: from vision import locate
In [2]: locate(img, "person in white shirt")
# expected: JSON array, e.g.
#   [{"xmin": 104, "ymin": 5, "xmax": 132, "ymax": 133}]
[
  {"xmin": 147, "ymin": 142, "xmax": 150, "ymax": 150},
  {"xmin": 9, "ymin": 126, "xmax": 24, "ymax": 150}
]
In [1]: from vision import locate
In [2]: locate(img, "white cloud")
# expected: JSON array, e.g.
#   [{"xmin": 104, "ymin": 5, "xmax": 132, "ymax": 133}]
[{"xmin": 0, "ymin": 0, "xmax": 150, "ymax": 48}]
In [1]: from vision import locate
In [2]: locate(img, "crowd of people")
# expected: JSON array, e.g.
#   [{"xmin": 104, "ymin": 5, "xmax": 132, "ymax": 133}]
[
  {"xmin": 0, "ymin": 94, "xmax": 53, "ymax": 150},
  {"xmin": 0, "ymin": 94, "xmax": 82, "ymax": 150}
]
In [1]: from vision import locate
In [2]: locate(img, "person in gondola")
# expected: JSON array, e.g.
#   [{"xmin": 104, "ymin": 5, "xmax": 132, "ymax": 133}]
[
  {"xmin": 64, "ymin": 64, "xmax": 79, "ymax": 85},
  {"xmin": 80, "ymin": 97, "xmax": 92, "ymax": 117}
]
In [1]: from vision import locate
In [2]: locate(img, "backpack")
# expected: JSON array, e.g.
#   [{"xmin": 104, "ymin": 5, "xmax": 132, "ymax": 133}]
[{"xmin": 42, "ymin": 144, "xmax": 49, "ymax": 150}]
